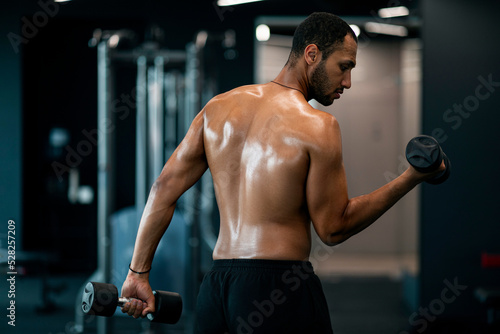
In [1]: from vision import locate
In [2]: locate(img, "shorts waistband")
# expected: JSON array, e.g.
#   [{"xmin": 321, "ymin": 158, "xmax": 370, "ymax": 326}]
[{"xmin": 211, "ymin": 259, "xmax": 314, "ymax": 273}]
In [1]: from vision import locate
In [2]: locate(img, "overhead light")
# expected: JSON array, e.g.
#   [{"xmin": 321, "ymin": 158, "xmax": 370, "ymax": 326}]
[
  {"xmin": 365, "ymin": 22, "xmax": 408, "ymax": 37},
  {"xmin": 108, "ymin": 34, "xmax": 120, "ymax": 48},
  {"xmin": 255, "ymin": 24, "xmax": 270, "ymax": 42},
  {"xmin": 349, "ymin": 24, "xmax": 361, "ymax": 37},
  {"xmin": 217, "ymin": 0, "xmax": 264, "ymax": 6},
  {"xmin": 196, "ymin": 31, "xmax": 208, "ymax": 48},
  {"xmin": 378, "ymin": 6, "xmax": 410, "ymax": 18},
  {"xmin": 54, "ymin": 0, "xmax": 72, "ymax": 2}
]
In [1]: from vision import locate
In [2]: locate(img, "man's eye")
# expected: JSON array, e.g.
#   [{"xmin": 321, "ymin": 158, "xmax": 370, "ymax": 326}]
[{"xmin": 340, "ymin": 65, "xmax": 348, "ymax": 71}]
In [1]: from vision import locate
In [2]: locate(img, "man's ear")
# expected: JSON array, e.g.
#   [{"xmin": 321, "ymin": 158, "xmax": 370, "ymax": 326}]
[{"xmin": 304, "ymin": 44, "xmax": 320, "ymax": 65}]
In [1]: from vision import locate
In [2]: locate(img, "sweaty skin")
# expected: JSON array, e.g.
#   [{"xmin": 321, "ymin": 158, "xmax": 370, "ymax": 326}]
[
  {"xmin": 208, "ymin": 83, "xmax": 328, "ymax": 260},
  {"xmin": 120, "ymin": 35, "xmax": 445, "ymax": 318}
]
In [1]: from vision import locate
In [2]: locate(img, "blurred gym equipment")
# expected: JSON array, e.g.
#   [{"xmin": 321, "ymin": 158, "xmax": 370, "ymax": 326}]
[{"xmin": 73, "ymin": 26, "xmax": 237, "ymax": 334}]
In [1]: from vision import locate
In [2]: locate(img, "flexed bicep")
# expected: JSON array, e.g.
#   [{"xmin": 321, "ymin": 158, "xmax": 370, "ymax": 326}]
[{"xmin": 307, "ymin": 114, "xmax": 425, "ymax": 247}]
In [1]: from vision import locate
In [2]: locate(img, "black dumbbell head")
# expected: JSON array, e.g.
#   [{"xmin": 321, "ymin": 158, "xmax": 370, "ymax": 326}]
[
  {"xmin": 81, "ymin": 282, "xmax": 118, "ymax": 317},
  {"xmin": 147, "ymin": 290, "xmax": 183, "ymax": 324},
  {"xmin": 406, "ymin": 135, "xmax": 451, "ymax": 184},
  {"xmin": 406, "ymin": 135, "xmax": 443, "ymax": 173}
]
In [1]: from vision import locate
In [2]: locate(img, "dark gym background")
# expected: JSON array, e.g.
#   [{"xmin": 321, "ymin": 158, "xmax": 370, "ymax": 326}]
[{"xmin": 1, "ymin": 0, "xmax": 499, "ymax": 333}]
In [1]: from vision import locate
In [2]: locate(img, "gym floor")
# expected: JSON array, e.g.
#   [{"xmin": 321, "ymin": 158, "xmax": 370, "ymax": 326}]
[{"xmin": 0, "ymin": 272, "xmax": 411, "ymax": 334}]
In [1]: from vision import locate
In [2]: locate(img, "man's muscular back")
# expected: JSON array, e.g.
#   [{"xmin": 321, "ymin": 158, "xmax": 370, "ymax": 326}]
[{"xmin": 203, "ymin": 83, "xmax": 337, "ymax": 261}]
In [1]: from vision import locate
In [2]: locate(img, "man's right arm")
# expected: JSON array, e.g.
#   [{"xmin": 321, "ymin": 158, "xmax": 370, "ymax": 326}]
[
  {"xmin": 306, "ymin": 116, "xmax": 441, "ymax": 246},
  {"xmin": 121, "ymin": 110, "xmax": 208, "ymax": 318}
]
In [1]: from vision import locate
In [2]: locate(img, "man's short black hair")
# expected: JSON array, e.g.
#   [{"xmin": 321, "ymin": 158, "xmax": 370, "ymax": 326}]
[{"xmin": 287, "ymin": 12, "xmax": 358, "ymax": 67}]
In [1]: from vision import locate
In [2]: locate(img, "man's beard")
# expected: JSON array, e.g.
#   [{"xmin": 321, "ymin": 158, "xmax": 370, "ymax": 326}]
[{"xmin": 310, "ymin": 60, "xmax": 335, "ymax": 106}]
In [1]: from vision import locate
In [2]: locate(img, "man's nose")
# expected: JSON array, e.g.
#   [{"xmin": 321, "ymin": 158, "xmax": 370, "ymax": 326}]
[{"xmin": 342, "ymin": 71, "xmax": 352, "ymax": 89}]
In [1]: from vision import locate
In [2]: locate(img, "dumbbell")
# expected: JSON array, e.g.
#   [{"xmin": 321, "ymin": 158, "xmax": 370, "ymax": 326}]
[
  {"xmin": 405, "ymin": 135, "xmax": 451, "ymax": 185},
  {"xmin": 81, "ymin": 282, "xmax": 182, "ymax": 324}
]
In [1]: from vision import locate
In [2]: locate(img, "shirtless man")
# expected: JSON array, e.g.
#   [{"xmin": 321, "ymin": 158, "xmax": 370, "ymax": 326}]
[{"xmin": 120, "ymin": 12, "xmax": 444, "ymax": 333}]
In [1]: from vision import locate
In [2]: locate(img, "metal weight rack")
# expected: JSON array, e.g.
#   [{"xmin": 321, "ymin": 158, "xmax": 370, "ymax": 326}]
[{"xmin": 73, "ymin": 27, "xmax": 236, "ymax": 334}]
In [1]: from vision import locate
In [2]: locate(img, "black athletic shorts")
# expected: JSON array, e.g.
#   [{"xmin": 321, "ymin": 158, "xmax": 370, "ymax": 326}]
[{"xmin": 195, "ymin": 259, "xmax": 333, "ymax": 334}]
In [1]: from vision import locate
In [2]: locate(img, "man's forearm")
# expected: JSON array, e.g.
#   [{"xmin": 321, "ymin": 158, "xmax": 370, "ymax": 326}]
[
  {"xmin": 130, "ymin": 181, "xmax": 176, "ymax": 272},
  {"xmin": 329, "ymin": 168, "xmax": 420, "ymax": 244}
]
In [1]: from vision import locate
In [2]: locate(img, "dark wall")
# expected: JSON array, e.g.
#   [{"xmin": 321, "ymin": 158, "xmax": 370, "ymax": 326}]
[{"xmin": 420, "ymin": 0, "xmax": 500, "ymax": 325}]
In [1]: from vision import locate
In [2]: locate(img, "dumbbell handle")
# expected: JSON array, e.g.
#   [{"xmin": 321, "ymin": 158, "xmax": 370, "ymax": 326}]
[
  {"xmin": 99, "ymin": 295, "xmax": 177, "ymax": 322},
  {"xmin": 117, "ymin": 297, "xmax": 135, "ymax": 308},
  {"xmin": 117, "ymin": 297, "xmax": 154, "ymax": 313},
  {"xmin": 117, "ymin": 297, "xmax": 156, "ymax": 321}
]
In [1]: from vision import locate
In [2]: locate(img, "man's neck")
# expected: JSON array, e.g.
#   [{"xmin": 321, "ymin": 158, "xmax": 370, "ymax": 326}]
[{"xmin": 273, "ymin": 65, "xmax": 310, "ymax": 101}]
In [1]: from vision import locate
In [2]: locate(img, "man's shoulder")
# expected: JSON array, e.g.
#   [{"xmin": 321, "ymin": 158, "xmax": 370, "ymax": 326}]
[
  {"xmin": 202, "ymin": 84, "xmax": 263, "ymax": 111},
  {"xmin": 213, "ymin": 83, "xmax": 265, "ymax": 100},
  {"xmin": 298, "ymin": 108, "xmax": 342, "ymax": 153},
  {"xmin": 299, "ymin": 106, "xmax": 340, "ymax": 133}
]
